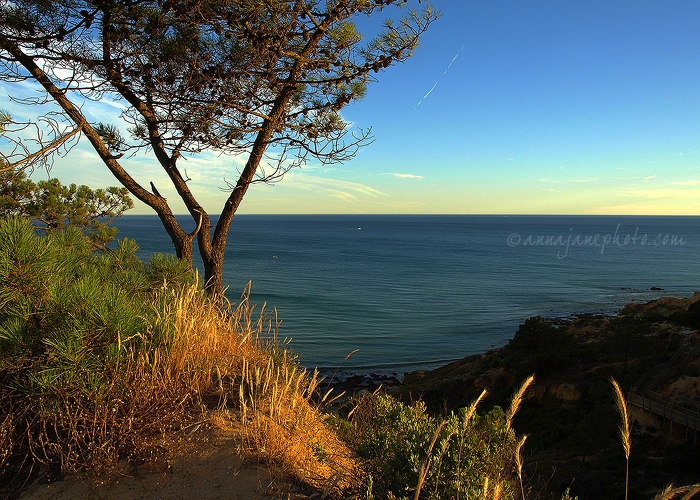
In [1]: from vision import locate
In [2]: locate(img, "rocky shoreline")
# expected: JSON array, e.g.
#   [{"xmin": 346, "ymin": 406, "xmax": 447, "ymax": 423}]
[{"xmin": 324, "ymin": 292, "xmax": 700, "ymax": 396}]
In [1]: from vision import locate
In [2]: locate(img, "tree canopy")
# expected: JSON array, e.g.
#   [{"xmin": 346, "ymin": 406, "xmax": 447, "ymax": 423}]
[
  {"xmin": 0, "ymin": 167, "xmax": 133, "ymax": 248},
  {"xmin": 0, "ymin": 112, "xmax": 133, "ymax": 248},
  {"xmin": 0, "ymin": 0, "xmax": 437, "ymax": 295}
]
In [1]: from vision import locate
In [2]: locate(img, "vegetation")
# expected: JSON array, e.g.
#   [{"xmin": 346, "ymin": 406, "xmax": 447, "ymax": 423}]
[
  {"xmin": 398, "ymin": 311, "xmax": 700, "ymax": 499},
  {"xmin": 0, "ymin": 167, "xmax": 133, "ymax": 248},
  {"xmin": 0, "ymin": 216, "xmax": 357, "ymax": 497},
  {"xmin": 348, "ymin": 379, "xmax": 532, "ymax": 500},
  {"xmin": 0, "ymin": 216, "xmax": 194, "ymax": 488},
  {"xmin": 1, "ymin": 112, "xmax": 133, "ymax": 249},
  {"xmin": 0, "ymin": 0, "xmax": 437, "ymax": 295},
  {"xmin": 505, "ymin": 316, "xmax": 577, "ymax": 377},
  {"xmin": 668, "ymin": 301, "xmax": 700, "ymax": 330},
  {"xmin": 611, "ymin": 378, "xmax": 631, "ymax": 500}
]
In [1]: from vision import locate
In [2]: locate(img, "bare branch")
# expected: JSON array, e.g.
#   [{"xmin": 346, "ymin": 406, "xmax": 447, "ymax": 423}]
[
  {"xmin": 0, "ymin": 113, "xmax": 82, "ymax": 173},
  {"xmin": 187, "ymin": 208, "xmax": 204, "ymax": 242}
]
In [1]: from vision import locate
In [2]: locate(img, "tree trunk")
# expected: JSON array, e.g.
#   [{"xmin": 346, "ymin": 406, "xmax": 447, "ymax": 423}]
[
  {"xmin": 202, "ymin": 247, "xmax": 225, "ymax": 297},
  {"xmin": 199, "ymin": 93, "xmax": 294, "ymax": 297},
  {"xmin": 157, "ymin": 212, "xmax": 193, "ymax": 265}
]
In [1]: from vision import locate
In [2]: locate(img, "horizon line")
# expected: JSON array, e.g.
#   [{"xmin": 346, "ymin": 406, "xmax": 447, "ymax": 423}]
[{"xmin": 120, "ymin": 212, "xmax": 700, "ymax": 217}]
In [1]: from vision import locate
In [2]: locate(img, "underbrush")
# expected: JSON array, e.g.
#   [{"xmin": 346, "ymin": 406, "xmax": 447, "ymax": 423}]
[
  {"xmin": 0, "ymin": 217, "xmax": 356, "ymax": 497},
  {"xmin": 0, "ymin": 217, "xmax": 197, "ymax": 484},
  {"xmin": 346, "ymin": 378, "xmax": 532, "ymax": 500}
]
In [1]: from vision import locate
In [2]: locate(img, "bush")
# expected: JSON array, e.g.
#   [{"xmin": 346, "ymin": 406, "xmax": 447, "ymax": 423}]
[
  {"xmin": 0, "ymin": 216, "xmax": 358, "ymax": 498},
  {"xmin": 0, "ymin": 217, "xmax": 192, "ymax": 371},
  {"xmin": 352, "ymin": 391, "xmax": 526, "ymax": 500},
  {"xmin": 506, "ymin": 316, "xmax": 575, "ymax": 376},
  {"xmin": 668, "ymin": 300, "xmax": 700, "ymax": 329},
  {"xmin": 0, "ymin": 217, "xmax": 200, "ymax": 489}
]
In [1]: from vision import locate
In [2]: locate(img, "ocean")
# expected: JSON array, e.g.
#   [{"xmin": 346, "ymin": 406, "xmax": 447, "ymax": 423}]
[{"xmin": 114, "ymin": 214, "xmax": 700, "ymax": 374}]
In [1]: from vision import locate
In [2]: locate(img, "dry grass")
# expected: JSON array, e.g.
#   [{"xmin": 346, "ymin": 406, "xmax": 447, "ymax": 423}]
[
  {"xmin": 611, "ymin": 377, "xmax": 631, "ymax": 500},
  {"xmin": 606, "ymin": 379, "xmax": 700, "ymax": 500},
  {"xmin": 1, "ymin": 283, "xmax": 359, "ymax": 498},
  {"xmin": 456, "ymin": 388, "xmax": 487, "ymax": 500},
  {"xmin": 165, "ymin": 283, "xmax": 360, "ymax": 496},
  {"xmin": 9, "ymin": 279, "xmax": 700, "ymax": 500},
  {"xmin": 506, "ymin": 374, "xmax": 535, "ymax": 431},
  {"xmin": 236, "ymin": 357, "xmax": 360, "ymax": 495},
  {"xmin": 653, "ymin": 483, "xmax": 700, "ymax": 500},
  {"xmin": 462, "ymin": 388, "xmax": 487, "ymax": 431},
  {"xmin": 0, "ymin": 415, "xmax": 13, "ymax": 471},
  {"xmin": 610, "ymin": 378, "xmax": 631, "ymax": 461},
  {"xmin": 155, "ymin": 300, "xmax": 700, "ymax": 500},
  {"xmin": 5, "ymin": 335, "xmax": 209, "ymax": 481},
  {"xmin": 515, "ymin": 434, "xmax": 528, "ymax": 500},
  {"xmin": 414, "ymin": 419, "xmax": 449, "ymax": 500}
]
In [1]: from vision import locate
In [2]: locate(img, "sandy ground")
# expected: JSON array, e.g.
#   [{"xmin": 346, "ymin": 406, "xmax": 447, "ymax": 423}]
[{"xmin": 19, "ymin": 428, "xmax": 304, "ymax": 500}]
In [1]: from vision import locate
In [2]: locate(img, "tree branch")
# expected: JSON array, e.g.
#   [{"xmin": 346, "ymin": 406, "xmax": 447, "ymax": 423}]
[
  {"xmin": 0, "ymin": 35, "xmax": 173, "ymax": 214},
  {"xmin": 1, "ymin": 124, "xmax": 83, "ymax": 172}
]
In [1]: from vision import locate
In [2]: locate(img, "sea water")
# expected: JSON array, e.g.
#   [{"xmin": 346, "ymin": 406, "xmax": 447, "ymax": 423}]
[{"xmin": 114, "ymin": 215, "xmax": 700, "ymax": 374}]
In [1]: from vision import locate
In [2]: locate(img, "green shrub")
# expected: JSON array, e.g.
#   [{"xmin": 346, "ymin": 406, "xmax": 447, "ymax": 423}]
[
  {"xmin": 0, "ymin": 217, "xmax": 193, "ymax": 374},
  {"xmin": 506, "ymin": 316, "xmax": 576, "ymax": 376},
  {"xmin": 353, "ymin": 393, "xmax": 521, "ymax": 499},
  {"xmin": 668, "ymin": 300, "xmax": 700, "ymax": 329},
  {"xmin": 146, "ymin": 252, "xmax": 198, "ymax": 290},
  {"xmin": 0, "ymin": 216, "xmax": 198, "ymax": 488}
]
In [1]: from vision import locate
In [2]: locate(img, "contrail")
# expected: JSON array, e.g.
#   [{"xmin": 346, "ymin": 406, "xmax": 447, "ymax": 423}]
[{"xmin": 414, "ymin": 44, "xmax": 465, "ymax": 111}]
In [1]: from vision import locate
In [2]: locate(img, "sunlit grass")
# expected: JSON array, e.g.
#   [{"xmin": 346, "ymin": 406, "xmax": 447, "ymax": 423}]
[
  {"xmin": 0, "ymin": 217, "xmax": 356, "ymax": 496},
  {"xmin": 166, "ymin": 283, "xmax": 360, "ymax": 495}
]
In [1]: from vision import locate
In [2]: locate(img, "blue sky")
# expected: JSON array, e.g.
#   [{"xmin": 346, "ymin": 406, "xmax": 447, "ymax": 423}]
[{"xmin": 5, "ymin": 0, "xmax": 700, "ymax": 214}]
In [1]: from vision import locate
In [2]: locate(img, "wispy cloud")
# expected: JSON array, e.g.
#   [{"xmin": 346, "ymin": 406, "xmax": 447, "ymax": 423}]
[
  {"xmin": 328, "ymin": 190, "xmax": 362, "ymax": 203},
  {"xmin": 178, "ymin": 151, "xmax": 248, "ymax": 187},
  {"xmin": 671, "ymin": 179, "xmax": 700, "ymax": 186},
  {"xmin": 539, "ymin": 177, "xmax": 599, "ymax": 183},
  {"xmin": 389, "ymin": 173, "xmax": 424, "ymax": 179},
  {"xmin": 282, "ymin": 172, "xmax": 389, "ymax": 199},
  {"xmin": 622, "ymin": 187, "xmax": 700, "ymax": 199},
  {"xmin": 643, "ymin": 175, "xmax": 657, "ymax": 181}
]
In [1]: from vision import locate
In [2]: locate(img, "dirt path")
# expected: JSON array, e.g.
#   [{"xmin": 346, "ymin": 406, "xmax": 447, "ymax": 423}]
[{"xmin": 19, "ymin": 429, "xmax": 303, "ymax": 500}]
